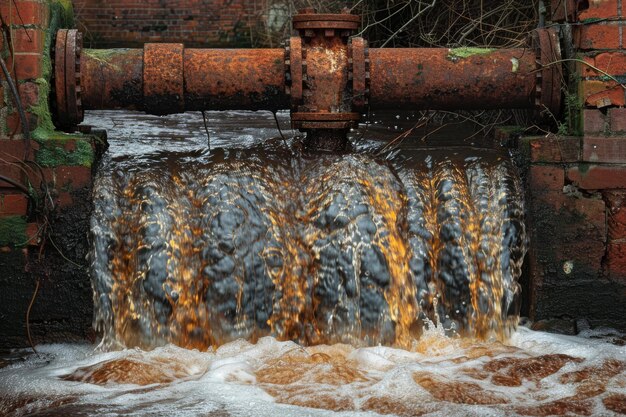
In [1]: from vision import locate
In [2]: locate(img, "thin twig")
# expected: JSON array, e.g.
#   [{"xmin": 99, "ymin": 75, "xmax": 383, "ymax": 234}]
[
  {"xmin": 26, "ymin": 278, "xmax": 40, "ymax": 355},
  {"xmin": 273, "ymin": 111, "xmax": 290, "ymax": 148},
  {"xmin": 201, "ymin": 111, "xmax": 211, "ymax": 150},
  {"xmin": 11, "ymin": 0, "xmax": 32, "ymax": 42},
  {"xmin": 542, "ymin": 58, "xmax": 626, "ymax": 89}
]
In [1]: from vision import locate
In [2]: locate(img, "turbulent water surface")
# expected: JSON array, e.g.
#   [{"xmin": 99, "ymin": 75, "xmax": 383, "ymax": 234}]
[{"xmin": 1, "ymin": 111, "xmax": 625, "ymax": 416}]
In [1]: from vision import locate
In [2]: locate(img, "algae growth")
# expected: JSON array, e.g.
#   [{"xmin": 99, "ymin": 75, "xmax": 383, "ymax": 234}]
[{"xmin": 448, "ymin": 47, "xmax": 497, "ymax": 59}]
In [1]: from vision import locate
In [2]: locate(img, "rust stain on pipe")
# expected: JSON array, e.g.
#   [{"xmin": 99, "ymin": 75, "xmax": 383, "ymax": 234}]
[
  {"xmin": 368, "ymin": 48, "xmax": 537, "ymax": 110},
  {"xmin": 303, "ymin": 36, "xmax": 351, "ymax": 113},
  {"xmin": 184, "ymin": 49, "xmax": 289, "ymax": 111},
  {"xmin": 143, "ymin": 43, "xmax": 184, "ymax": 114},
  {"xmin": 79, "ymin": 46, "xmax": 541, "ymax": 116},
  {"xmin": 81, "ymin": 48, "xmax": 144, "ymax": 111},
  {"xmin": 81, "ymin": 48, "xmax": 288, "ymax": 112}
]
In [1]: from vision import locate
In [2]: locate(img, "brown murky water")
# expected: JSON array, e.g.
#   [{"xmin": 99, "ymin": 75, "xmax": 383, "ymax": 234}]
[
  {"xmin": 91, "ymin": 145, "xmax": 526, "ymax": 351},
  {"xmin": 1, "ymin": 111, "xmax": 624, "ymax": 417}
]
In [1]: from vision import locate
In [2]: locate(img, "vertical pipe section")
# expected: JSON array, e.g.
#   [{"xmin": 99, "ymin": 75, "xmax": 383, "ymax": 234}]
[
  {"xmin": 80, "ymin": 48, "xmax": 289, "ymax": 112},
  {"xmin": 368, "ymin": 48, "xmax": 537, "ymax": 110}
]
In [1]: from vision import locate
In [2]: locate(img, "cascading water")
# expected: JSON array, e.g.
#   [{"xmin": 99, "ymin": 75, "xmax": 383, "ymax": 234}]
[
  {"xmin": 1, "ymin": 111, "xmax": 624, "ymax": 417},
  {"xmin": 90, "ymin": 143, "xmax": 526, "ymax": 351}
]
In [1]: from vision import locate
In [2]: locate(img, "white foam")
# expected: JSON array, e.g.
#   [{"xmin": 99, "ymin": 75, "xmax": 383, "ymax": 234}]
[{"xmin": 1, "ymin": 328, "xmax": 625, "ymax": 417}]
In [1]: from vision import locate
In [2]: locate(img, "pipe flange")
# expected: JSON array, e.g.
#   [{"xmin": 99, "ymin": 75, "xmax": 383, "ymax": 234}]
[
  {"xmin": 291, "ymin": 112, "xmax": 360, "ymax": 130},
  {"xmin": 349, "ymin": 37, "xmax": 370, "ymax": 112},
  {"xmin": 285, "ymin": 36, "xmax": 303, "ymax": 109},
  {"xmin": 143, "ymin": 43, "xmax": 185, "ymax": 115},
  {"xmin": 54, "ymin": 29, "xmax": 84, "ymax": 129},
  {"xmin": 533, "ymin": 28, "xmax": 562, "ymax": 118},
  {"xmin": 293, "ymin": 9, "xmax": 360, "ymax": 33}
]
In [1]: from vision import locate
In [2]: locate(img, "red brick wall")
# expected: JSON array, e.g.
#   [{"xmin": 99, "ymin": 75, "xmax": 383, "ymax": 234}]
[
  {"xmin": 524, "ymin": 0, "xmax": 626, "ymax": 329},
  {"xmin": 72, "ymin": 0, "xmax": 265, "ymax": 47}
]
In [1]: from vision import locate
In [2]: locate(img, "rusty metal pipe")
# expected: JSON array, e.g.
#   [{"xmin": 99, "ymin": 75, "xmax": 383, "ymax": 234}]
[
  {"xmin": 81, "ymin": 49, "xmax": 144, "ymax": 111},
  {"xmin": 368, "ymin": 48, "xmax": 537, "ymax": 110},
  {"xmin": 80, "ymin": 47, "xmax": 289, "ymax": 113},
  {"xmin": 56, "ymin": 19, "xmax": 562, "ymax": 136},
  {"xmin": 81, "ymin": 47, "xmax": 538, "ymax": 114},
  {"xmin": 184, "ymin": 49, "xmax": 288, "ymax": 111}
]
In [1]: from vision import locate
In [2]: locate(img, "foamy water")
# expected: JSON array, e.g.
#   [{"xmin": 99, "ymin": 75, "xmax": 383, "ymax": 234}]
[{"xmin": 1, "ymin": 327, "xmax": 625, "ymax": 416}]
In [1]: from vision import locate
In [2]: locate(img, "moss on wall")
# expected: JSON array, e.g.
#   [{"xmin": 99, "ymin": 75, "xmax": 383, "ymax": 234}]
[
  {"xmin": 36, "ymin": 139, "xmax": 94, "ymax": 167},
  {"xmin": 0, "ymin": 216, "xmax": 27, "ymax": 246},
  {"xmin": 31, "ymin": 0, "xmax": 70, "ymax": 141},
  {"xmin": 29, "ymin": 1, "xmax": 97, "ymax": 168}
]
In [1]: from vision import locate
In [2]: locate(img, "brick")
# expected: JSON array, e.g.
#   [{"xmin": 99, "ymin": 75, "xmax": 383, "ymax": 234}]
[
  {"xmin": 605, "ymin": 191, "xmax": 626, "ymax": 240},
  {"xmin": 567, "ymin": 164, "xmax": 626, "ymax": 189},
  {"xmin": 529, "ymin": 165, "xmax": 565, "ymax": 191},
  {"xmin": 40, "ymin": 166, "xmax": 92, "ymax": 190},
  {"xmin": 583, "ymin": 83, "xmax": 626, "ymax": 108},
  {"xmin": 6, "ymin": 54, "xmax": 43, "ymax": 80},
  {"xmin": 57, "ymin": 166, "xmax": 92, "ymax": 189},
  {"xmin": 530, "ymin": 136, "xmax": 581, "ymax": 162},
  {"xmin": 18, "ymin": 82, "xmax": 39, "ymax": 108},
  {"xmin": 0, "ymin": 194, "xmax": 28, "ymax": 215},
  {"xmin": 570, "ymin": 197, "xmax": 607, "ymax": 234},
  {"xmin": 609, "ymin": 108, "xmax": 626, "ymax": 132},
  {"xmin": 583, "ymin": 136, "xmax": 626, "ymax": 163},
  {"xmin": 12, "ymin": 29, "xmax": 45, "ymax": 53},
  {"xmin": 583, "ymin": 80, "xmax": 616, "ymax": 97},
  {"xmin": 606, "ymin": 243, "xmax": 626, "ymax": 283},
  {"xmin": 0, "ymin": 1, "xmax": 49, "ymax": 26},
  {"xmin": 588, "ymin": 52, "xmax": 626, "ymax": 77},
  {"xmin": 578, "ymin": 0, "xmax": 620, "ymax": 20},
  {"xmin": 56, "ymin": 192, "xmax": 74, "ymax": 208},
  {"xmin": 531, "ymin": 192, "xmax": 606, "ymax": 271},
  {"xmin": 0, "ymin": 139, "xmax": 38, "ymax": 160},
  {"xmin": 575, "ymin": 24, "xmax": 621, "ymax": 50},
  {"xmin": 24, "ymin": 222, "xmax": 40, "ymax": 246},
  {"xmin": 583, "ymin": 109, "xmax": 608, "ymax": 134},
  {"xmin": 6, "ymin": 112, "xmax": 38, "ymax": 135}
]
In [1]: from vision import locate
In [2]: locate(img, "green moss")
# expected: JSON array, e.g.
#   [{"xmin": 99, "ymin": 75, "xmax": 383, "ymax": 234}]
[
  {"xmin": 36, "ymin": 139, "xmax": 94, "ymax": 167},
  {"xmin": 32, "ymin": 0, "xmax": 79, "ymax": 140},
  {"xmin": 564, "ymin": 92, "xmax": 583, "ymax": 136},
  {"xmin": 581, "ymin": 18, "xmax": 604, "ymax": 24},
  {"xmin": 448, "ymin": 47, "xmax": 497, "ymax": 59},
  {"xmin": 56, "ymin": 0, "xmax": 75, "ymax": 28},
  {"xmin": 82, "ymin": 49, "xmax": 125, "ymax": 71},
  {"xmin": 30, "ymin": 78, "xmax": 56, "ymax": 141},
  {"xmin": 498, "ymin": 125, "xmax": 523, "ymax": 134},
  {"xmin": 84, "ymin": 48, "xmax": 125, "ymax": 60},
  {"xmin": 28, "ymin": 1, "xmax": 97, "ymax": 168},
  {"xmin": 0, "ymin": 216, "xmax": 27, "ymax": 246}
]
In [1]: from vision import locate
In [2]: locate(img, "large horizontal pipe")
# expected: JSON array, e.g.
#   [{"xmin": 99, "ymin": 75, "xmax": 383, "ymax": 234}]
[
  {"xmin": 80, "ymin": 48, "xmax": 290, "ymax": 113},
  {"xmin": 81, "ymin": 47, "xmax": 538, "ymax": 114},
  {"xmin": 368, "ymin": 48, "xmax": 537, "ymax": 110}
]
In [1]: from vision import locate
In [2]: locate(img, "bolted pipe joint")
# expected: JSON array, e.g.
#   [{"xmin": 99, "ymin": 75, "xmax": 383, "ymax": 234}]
[{"xmin": 286, "ymin": 9, "xmax": 365, "ymax": 148}]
